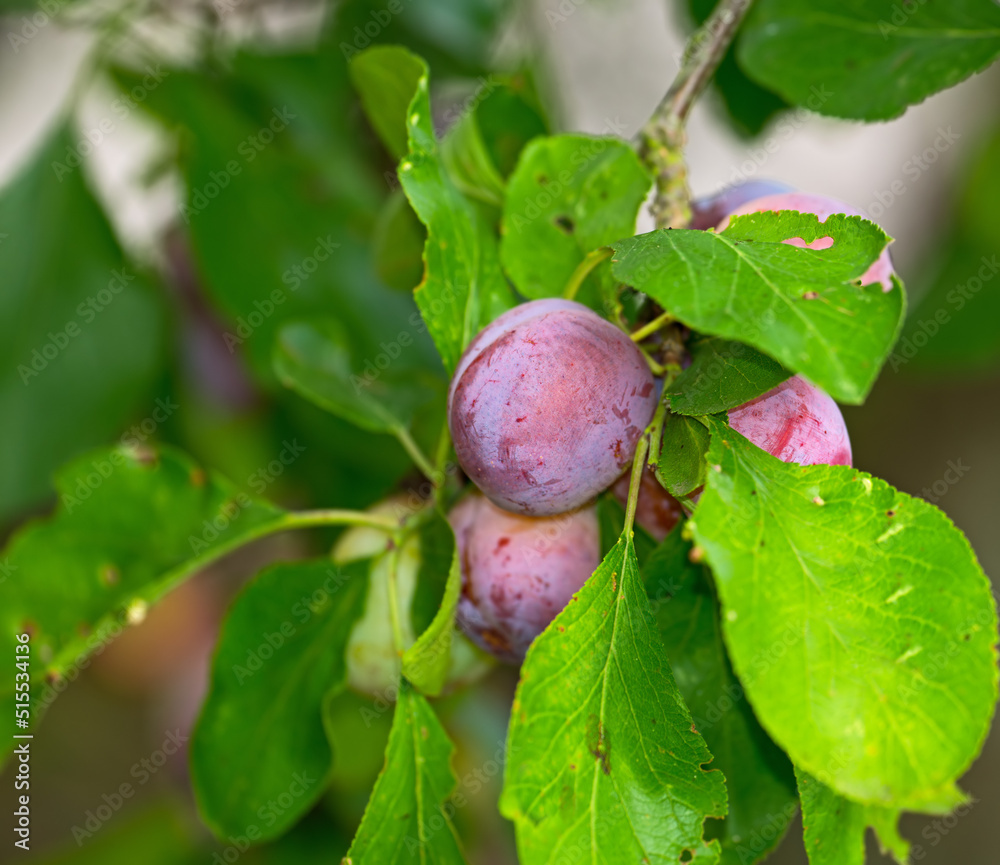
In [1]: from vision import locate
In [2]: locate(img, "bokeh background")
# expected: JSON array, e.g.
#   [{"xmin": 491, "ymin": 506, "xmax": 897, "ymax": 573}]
[{"xmin": 1, "ymin": 0, "xmax": 997, "ymax": 863}]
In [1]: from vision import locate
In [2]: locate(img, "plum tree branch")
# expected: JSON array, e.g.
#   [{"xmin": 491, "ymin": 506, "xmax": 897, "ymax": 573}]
[{"xmin": 637, "ymin": 0, "xmax": 755, "ymax": 229}]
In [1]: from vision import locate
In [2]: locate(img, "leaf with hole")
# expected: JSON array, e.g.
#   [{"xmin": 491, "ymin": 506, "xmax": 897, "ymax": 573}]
[{"xmin": 689, "ymin": 417, "xmax": 998, "ymax": 810}]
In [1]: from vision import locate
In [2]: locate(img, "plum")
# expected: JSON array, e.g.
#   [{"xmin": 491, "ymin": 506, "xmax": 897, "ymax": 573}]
[
  {"xmin": 729, "ymin": 375, "xmax": 852, "ymax": 467},
  {"xmin": 690, "ymin": 179, "xmax": 793, "ymax": 230},
  {"xmin": 449, "ymin": 298, "xmax": 657, "ymax": 516},
  {"xmin": 611, "ymin": 467, "xmax": 683, "ymax": 542},
  {"xmin": 334, "ymin": 497, "xmax": 493, "ymax": 698},
  {"xmin": 448, "ymin": 493, "xmax": 601, "ymax": 662},
  {"xmin": 718, "ymin": 191, "xmax": 895, "ymax": 291}
]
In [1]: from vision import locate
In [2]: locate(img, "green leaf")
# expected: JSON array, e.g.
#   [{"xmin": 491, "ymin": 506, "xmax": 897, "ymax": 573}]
[
  {"xmin": 42, "ymin": 800, "xmax": 200, "ymax": 865},
  {"xmin": 667, "ymin": 336, "xmax": 790, "ymax": 416},
  {"xmin": 501, "ymin": 134, "xmax": 650, "ymax": 304},
  {"xmin": 0, "ymin": 446, "xmax": 286, "ymax": 757},
  {"xmin": 402, "ymin": 515, "xmax": 462, "ymax": 696},
  {"xmin": 501, "ymin": 534, "xmax": 728, "ymax": 864},
  {"xmin": 796, "ymin": 768, "xmax": 909, "ymax": 865},
  {"xmin": 740, "ymin": 0, "xmax": 1000, "ymax": 121},
  {"xmin": 647, "ymin": 529, "xmax": 798, "ymax": 865},
  {"xmin": 689, "ymin": 417, "xmax": 999, "ymax": 811},
  {"xmin": 350, "ymin": 45, "xmax": 427, "ymax": 160},
  {"xmin": 611, "ymin": 211, "xmax": 905, "ymax": 404},
  {"xmin": 342, "ymin": 679, "xmax": 467, "ymax": 864},
  {"xmin": 658, "ymin": 413, "xmax": 711, "ymax": 497},
  {"xmin": 332, "ymin": 0, "xmax": 515, "ymax": 80},
  {"xmin": 0, "ymin": 124, "xmax": 165, "ymax": 523},
  {"xmin": 114, "ymin": 44, "xmax": 428, "ymax": 381},
  {"xmin": 473, "ymin": 74, "xmax": 549, "ymax": 177},
  {"xmin": 373, "ymin": 190, "xmax": 428, "ymax": 293},
  {"xmin": 357, "ymin": 46, "xmax": 516, "ymax": 372},
  {"xmin": 273, "ymin": 319, "xmax": 442, "ymax": 435},
  {"xmin": 191, "ymin": 559, "xmax": 367, "ymax": 841},
  {"xmin": 441, "ymin": 104, "xmax": 507, "ymax": 208},
  {"xmin": 410, "ymin": 510, "xmax": 456, "ymax": 635}
]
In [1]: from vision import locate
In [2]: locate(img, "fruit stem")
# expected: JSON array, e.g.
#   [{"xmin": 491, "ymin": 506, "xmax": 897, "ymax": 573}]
[
  {"xmin": 640, "ymin": 349, "xmax": 667, "ymax": 377},
  {"xmin": 623, "ymin": 435, "xmax": 649, "ymax": 538},
  {"xmin": 630, "ymin": 311, "xmax": 675, "ymax": 343},
  {"xmin": 637, "ymin": 0, "xmax": 755, "ymax": 229},
  {"xmin": 645, "ymin": 372, "xmax": 678, "ymax": 471},
  {"xmin": 283, "ymin": 509, "xmax": 402, "ymax": 533},
  {"xmin": 385, "ymin": 543, "xmax": 408, "ymax": 657},
  {"xmin": 563, "ymin": 247, "xmax": 613, "ymax": 300},
  {"xmin": 394, "ymin": 425, "xmax": 438, "ymax": 483},
  {"xmin": 624, "ymin": 372, "xmax": 677, "ymax": 536}
]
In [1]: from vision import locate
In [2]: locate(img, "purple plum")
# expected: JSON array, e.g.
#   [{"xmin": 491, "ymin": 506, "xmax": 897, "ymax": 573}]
[
  {"xmin": 448, "ymin": 493, "xmax": 601, "ymax": 662},
  {"xmin": 448, "ymin": 299, "xmax": 657, "ymax": 516},
  {"xmin": 690, "ymin": 179, "xmax": 794, "ymax": 230},
  {"xmin": 729, "ymin": 375, "xmax": 852, "ymax": 467}
]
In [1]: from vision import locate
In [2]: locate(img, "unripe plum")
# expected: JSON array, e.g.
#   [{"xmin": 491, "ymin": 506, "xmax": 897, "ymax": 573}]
[
  {"xmin": 611, "ymin": 467, "xmax": 683, "ymax": 542},
  {"xmin": 728, "ymin": 376, "xmax": 852, "ymax": 467},
  {"xmin": 448, "ymin": 299, "xmax": 657, "ymax": 516},
  {"xmin": 718, "ymin": 192, "xmax": 895, "ymax": 291},
  {"xmin": 448, "ymin": 493, "xmax": 601, "ymax": 662},
  {"xmin": 334, "ymin": 497, "xmax": 493, "ymax": 698},
  {"xmin": 690, "ymin": 179, "xmax": 793, "ymax": 230}
]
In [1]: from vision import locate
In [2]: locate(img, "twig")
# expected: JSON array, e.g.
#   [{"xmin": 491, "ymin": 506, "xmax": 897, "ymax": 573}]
[{"xmin": 637, "ymin": 0, "xmax": 755, "ymax": 229}]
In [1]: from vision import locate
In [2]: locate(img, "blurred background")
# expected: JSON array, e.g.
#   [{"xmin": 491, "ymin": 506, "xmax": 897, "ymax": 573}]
[{"xmin": 1, "ymin": 0, "xmax": 997, "ymax": 862}]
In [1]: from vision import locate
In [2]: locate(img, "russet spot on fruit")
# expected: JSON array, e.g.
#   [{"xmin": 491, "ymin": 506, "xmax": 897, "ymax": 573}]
[{"xmin": 448, "ymin": 299, "xmax": 658, "ymax": 516}]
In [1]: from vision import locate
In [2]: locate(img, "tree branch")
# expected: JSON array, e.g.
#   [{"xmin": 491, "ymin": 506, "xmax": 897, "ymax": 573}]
[{"xmin": 637, "ymin": 0, "xmax": 755, "ymax": 229}]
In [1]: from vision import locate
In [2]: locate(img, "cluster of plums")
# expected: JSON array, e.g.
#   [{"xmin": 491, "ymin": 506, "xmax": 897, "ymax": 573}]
[{"xmin": 345, "ymin": 183, "xmax": 885, "ymax": 689}]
